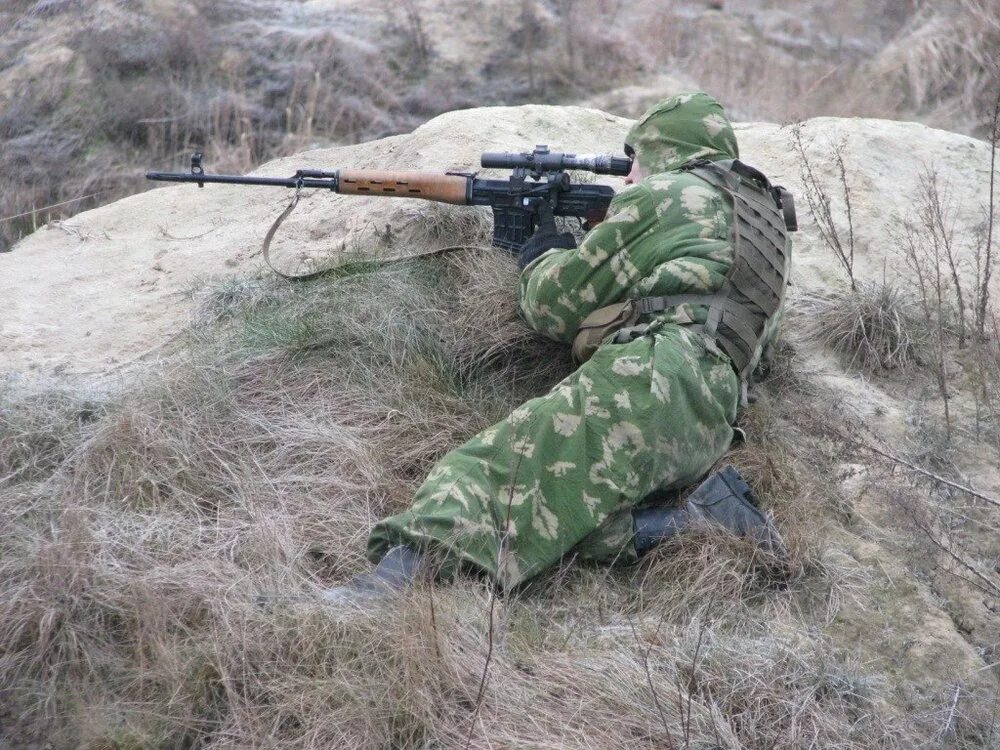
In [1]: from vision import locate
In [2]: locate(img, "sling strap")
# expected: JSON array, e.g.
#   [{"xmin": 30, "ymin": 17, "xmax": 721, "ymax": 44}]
[{"xmin": 260, "ymin": 182, "xmax": 344, "ymax": 281}]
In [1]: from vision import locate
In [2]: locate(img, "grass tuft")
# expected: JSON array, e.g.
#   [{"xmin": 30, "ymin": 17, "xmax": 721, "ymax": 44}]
[{"xmin": 803, "ymin": 281, "xmax": 926, "ymax": 372}]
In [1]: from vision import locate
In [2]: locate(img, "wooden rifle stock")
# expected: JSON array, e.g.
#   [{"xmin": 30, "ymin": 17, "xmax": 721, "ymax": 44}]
[{"xmin": 337, "ymin": 170, "xmax": 470, "ymax": 205}]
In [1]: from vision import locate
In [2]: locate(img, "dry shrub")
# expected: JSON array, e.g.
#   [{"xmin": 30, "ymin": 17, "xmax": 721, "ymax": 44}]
[
  {"xmin": 633, "ymin": 530, "xmax": 810, "ymax": 624},
  {"xmin": 0, "ymin": 249, "xmax": 558, "ymax": 743},
  {"xmin": 868, "ymin": 0, "xmax": 1000, "ymax": 133},
  {"xmin": 802, "ymin": 282, "xmax": 926, "ymax": 372},
  {"xmin": 0, "ymin": 0, "xmax": 477, "ymax": 252},
  {"xmin": 399, "ymin": 203, "xmax": 493, "ymax": 252},
  {"xmin": 625, "ymin": 3, "xmax": 902, "ymax": 124},
  {"xmin": 793, "ymin": 126, "xmax": 858, "ymax": 289},
  {"xmin": 480, "ymin": 0, "xmax": 641, "ymax": 99},
  {"xmin": 0, "ymin": 541, "xmax": 902, "ymax": 749},
  {"xmin": 3, "ymin": 0, "xmax": 974, "ymax": 254},
  {"xmin": 969, "ymin": 311, "xmax": 1000, "ymax": 453},
  {"xmin": 0, "ymin": 465, "xmax": 900, "ymax": 748}
]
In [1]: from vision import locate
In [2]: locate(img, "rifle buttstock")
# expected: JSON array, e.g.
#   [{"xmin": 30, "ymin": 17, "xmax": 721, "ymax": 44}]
[{"xmin": 338, "ymin": 170, "xmax": 470, "ymax": 205}]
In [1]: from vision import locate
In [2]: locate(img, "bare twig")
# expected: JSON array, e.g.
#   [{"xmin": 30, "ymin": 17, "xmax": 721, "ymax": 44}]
[
  {"xmin": 921, "ymin": 169, "xmax": 967, "ymax": 348},
  {"xmin": 834, "ymin": 144, "xmax": 856, "ymax": 283},
  {"xmin": 911, "ymin": 514, "xmax": 1000, "ymax": 598},
  {"xmin": 156, "ymin": 224, "xmax": 219, "ymax": 241},
  {"xmin": 427, "ymin": 578, "xmax": 442, "ymax": 662},
  {"xmin": 682, "ymin": 619, "xmax": 708, "ymax": 748},
  {"xmin": 987, "ymin": 685, "xmax": 999, "ymax": 747},
  {"xmin": 976, "ymin": 80, "xmax": 1000, "ymax": 338},
  {"xmin": 0, "ymin": 191, "xmax": 106, "ymax": 224},
  {"xmin": 936, "ymin": 684, "xmax": 962, "ymax": 741},
  {"xmin": 463, "ymin": 426, "xmax": 529, "ymax": 750},
  {"xmin": 902, "ymin": 166, "xmax": 958, "ymax": 434},
  {"xmin": 852, "ymin": 439, "xmax": 1000, "ymax": 510},
  {"xmin": 627, "ymin": 613, "xmax": 679, "ymax": 750},
  {"xmin": 793, "ymin": 126, "xmax": 856, "ymax": 290}
]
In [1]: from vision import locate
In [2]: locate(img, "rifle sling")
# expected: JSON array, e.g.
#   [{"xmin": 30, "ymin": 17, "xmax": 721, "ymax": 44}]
[
  {"xmin": 261, "ymin": 187, "xmax": 492, "ymax": 281},
  {"xmin": 260, "ymin": 187, "xmax": 331, "ymax": 281}
]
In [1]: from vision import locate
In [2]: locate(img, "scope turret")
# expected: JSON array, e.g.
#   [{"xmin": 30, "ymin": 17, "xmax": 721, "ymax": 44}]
[{"xmin": 481, "ymin": 144, "xmax": 632, "ymax": 177}]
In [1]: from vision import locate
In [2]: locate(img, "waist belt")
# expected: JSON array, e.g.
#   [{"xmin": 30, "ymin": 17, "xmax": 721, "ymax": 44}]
[
  {"xmin": 629, "ymin": 294, "xmax": 713, "ymax": 317},
  {"xmin": 571, "ymin": 294, "xmax": 712, "ymax": 363}
]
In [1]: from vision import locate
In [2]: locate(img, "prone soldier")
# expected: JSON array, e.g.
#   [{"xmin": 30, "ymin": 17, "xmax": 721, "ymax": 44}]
[{"xmin": 326, "ymin": 91, "xmax": 794, "ymax": 602}]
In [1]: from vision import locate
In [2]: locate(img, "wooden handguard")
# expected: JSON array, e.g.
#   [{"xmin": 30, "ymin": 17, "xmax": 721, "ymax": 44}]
[{"xmin": 338, "ymin": 170, "xmax": 470, "ymax": 205}]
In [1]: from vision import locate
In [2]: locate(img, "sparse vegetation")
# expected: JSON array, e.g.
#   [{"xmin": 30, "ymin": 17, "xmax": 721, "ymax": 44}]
[
  {"xmin": 803, "ymin": 281, "xmax": 925, "ymax": 372},
  {"xmin": 793, "ymin": 124, "xmax": 928, "ymax": 375},
  {"xmin": 892, "ymin": 166, "xmax": 987, "ymax": 437},
  {"xmin": 0, "ymin": 0, "xmax": 490, "ymax": 252},
  {"xmin": 3, "ymin": 1, "xmax": 1000, "ymax": 746},
  {"xmin": 5, "ymin": 227, "xmax": 994, "ymax": 746},
  {"xmin": 868, "ymin": 0, "xmax": 1000, "ymax": 134},
  {"xmin": 974, "ymin": 86, "xmax": 1000, "ymax": 339},
  {"xmin": 0, "ymin": 244, "xmax": 967, "ymax": 748},
  {"xmin": 793, "ymin": 125, "xmax": 857, "ymax": 290}
]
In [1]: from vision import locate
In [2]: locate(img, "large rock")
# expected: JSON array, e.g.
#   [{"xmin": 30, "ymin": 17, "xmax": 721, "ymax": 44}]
[{"xmin": 1, "ymin": 104, "xmax": 996, "ymax": 375}]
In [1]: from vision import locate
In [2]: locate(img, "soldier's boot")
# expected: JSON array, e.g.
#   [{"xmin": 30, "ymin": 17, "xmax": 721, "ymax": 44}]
[
  {"xmin": 632, "ymin": 465, "xmax": 786, "ymax": 557},
  {"xmin": 632, "ymin": 504, "xmax": 691, "ymax": 555},
  {"xmin": 320, "ymin": 545, "xmax": 426, "ymax": 608}
]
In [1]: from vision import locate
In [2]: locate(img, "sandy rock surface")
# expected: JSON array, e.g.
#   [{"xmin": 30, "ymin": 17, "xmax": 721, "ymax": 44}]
[{"xmin": 1, "ymin": 106, "xmax": 996, "ymax": 377}]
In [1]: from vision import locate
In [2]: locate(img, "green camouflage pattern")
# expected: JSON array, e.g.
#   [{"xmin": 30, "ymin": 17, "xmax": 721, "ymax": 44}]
[
  {"xmin": 625, "ymin": 91, "xmax": 739, "ymax": 175},
  {"xmin": 368, "ymin": 92, "xmax": 757, "ymax": 588}
]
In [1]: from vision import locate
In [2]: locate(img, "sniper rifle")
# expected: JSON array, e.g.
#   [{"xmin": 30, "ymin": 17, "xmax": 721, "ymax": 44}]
[{"xmin": 146, "ymin": 146, "xmax": 631, "ymax": 277}]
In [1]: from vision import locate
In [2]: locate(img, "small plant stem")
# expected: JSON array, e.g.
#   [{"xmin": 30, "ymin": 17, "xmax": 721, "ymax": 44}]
[
  {"xmin": 835, "ymin": 144, "xmax": 856, "ymax": 287},
  {"xmin": 912, "ymin": 514, "xmax": 1000, "ymax": 598},
  {"xmin": 427, "ymin": 579, "xmax": 442, "ymax": 662},
  {"xmin": 977, "ymin": 81, "xmax": 1000, "ymax": 338},
  {"xmin": 850, "ymin": 439, "xmax": 1000, "ymax": 510},
  {"xmin": 627, "ymin": 613, "xmax": 679, "ymax": 750},
  {"xmin": 936, "ymin": 684, "xmax": 961, "ymax": 741},
  {"xmin": 464, "ymin": 418, "xmax": 531, "ymax": 750},
  {"xmin": 793, "ymin": 126, "xmax": 856, "ymax": 289}
]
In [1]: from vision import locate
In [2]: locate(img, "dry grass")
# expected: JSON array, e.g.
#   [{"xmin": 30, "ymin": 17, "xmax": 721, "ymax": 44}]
[
  {"xmin": 0, "ymin": 0, "xmax": 487, "ymax": 252},
  {"xmin": 802, "ymin": 282, "xmax": 927, "ymax": 372},
  {"xmin": 4, "ymin": 2, "xmax": 999, "ymax": 742},
  {"xmin": 868, "ymin": 0, "xmax": 1000, "ymax": 133},
  {"xmin": 0, "ymin": 245, "xmax": 939, "ymax": 747},
  {"xmin": 0, "ymin": 380, "xmax": 106, "ymax": 485}
]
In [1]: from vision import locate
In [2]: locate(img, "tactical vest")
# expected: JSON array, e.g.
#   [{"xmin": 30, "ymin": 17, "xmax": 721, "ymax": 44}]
[{"xmin": 571, "ymin": 159, "xmax": 795, "ymax": 389}]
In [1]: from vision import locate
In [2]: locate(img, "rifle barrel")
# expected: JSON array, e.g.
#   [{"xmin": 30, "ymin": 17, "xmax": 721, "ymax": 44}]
[{"xmin": 144, "ymin": 172, "xmax": 339, "ymax": 190}]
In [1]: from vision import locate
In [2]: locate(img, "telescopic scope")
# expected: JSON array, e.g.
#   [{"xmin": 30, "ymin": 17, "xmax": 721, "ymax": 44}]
[{"xmin": 481, "ymin": 144, "xmax": 632, "ymax": 176}]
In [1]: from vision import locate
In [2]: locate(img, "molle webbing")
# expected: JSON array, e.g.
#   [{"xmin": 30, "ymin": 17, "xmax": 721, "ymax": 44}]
[
  {"xmin": 685, "ymin": 159, "xmax": 791, "ymax": 380},
  {"xmin": 569, "ymin": 159, "xmax": 792, "ymax": 376}
]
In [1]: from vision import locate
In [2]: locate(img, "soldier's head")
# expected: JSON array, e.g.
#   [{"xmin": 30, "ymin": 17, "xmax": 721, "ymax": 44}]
[{"xmin": 624, "ymin": 92, "xmax": 739, "ymax": 183}]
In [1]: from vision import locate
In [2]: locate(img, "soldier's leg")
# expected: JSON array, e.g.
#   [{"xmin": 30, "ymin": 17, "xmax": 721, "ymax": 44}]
[
  {"xmin": 569, "ymin": 509, "xmax": 639, "ymax": 566},
  {"xmin": 571, "ymin": 465, "xmax": 788, "ymax": 565},
  {"xmin": 367, "ymin": 324, "xmax": 739, "ymax": 588}
]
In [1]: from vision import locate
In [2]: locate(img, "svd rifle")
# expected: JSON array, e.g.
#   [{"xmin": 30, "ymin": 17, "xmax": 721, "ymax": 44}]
[{"xmin": 146, "ymin": 146, "xmax": 631, "ymax": 258}]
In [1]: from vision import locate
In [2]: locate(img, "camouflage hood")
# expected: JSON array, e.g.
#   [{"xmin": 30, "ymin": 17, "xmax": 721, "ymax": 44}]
[{"xmin": 625, "ymin": 92, "xmax": 739, "ymax": 175}]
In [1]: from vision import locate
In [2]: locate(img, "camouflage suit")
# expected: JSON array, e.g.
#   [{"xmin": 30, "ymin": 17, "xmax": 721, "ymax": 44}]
[{"xmin": 369, "ymin": 93, "xmax": 760, "ymax": 588}]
